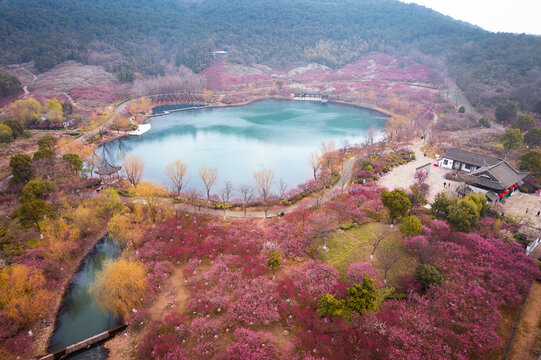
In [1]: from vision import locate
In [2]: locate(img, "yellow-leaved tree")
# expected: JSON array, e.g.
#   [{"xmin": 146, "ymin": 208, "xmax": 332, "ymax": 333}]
[
  {"xmin": 44, "ymin": 98, "xmax": 64, "ymax": 123},
  {"xmin": 108, "ymin": 213, "xmax": 145, "ymax": 248},
  {"xmin": 41, "ymin": 218, "xmax": 80, "ymax": 265},
  {"xmin": 0, "ymin": 264, "xmax": 55, "ymax": 326},
  {"xmin": 134, "ymin": 182, "xmax": 172, "ymax": 222},
  {"xmin": 122, "ymin": 154, "xmax": 145, "ymax": 187},
  {"xmin": 9, "ymin": 97, "xmax": 42, "ymax": 124},
  {"xmin": 90, "ymin": 258, "xmax": 147, "ymax": 319}
]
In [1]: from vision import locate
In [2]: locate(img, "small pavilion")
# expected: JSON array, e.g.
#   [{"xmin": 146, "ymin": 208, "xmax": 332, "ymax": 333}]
[{"xmin": 95, "ymin": 159, "xmax": 122, "ymax": 183}]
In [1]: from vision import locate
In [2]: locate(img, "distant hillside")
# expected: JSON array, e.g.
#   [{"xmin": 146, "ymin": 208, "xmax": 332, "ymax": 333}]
[{"xmin": 0, "ymin": 0, "xmax": 540, "ymax": 110}]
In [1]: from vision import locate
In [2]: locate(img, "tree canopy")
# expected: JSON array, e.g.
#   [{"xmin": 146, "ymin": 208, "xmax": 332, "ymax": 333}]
[
  {"xmin": 524, "ymin": 127, "xmax": 541, "ymax": 148},
  {"xmin": 347, "ymin": 278, "xmax": 378, "ymax": 315},
  {"xmin": 399, "ymin": 216, "xmax": 422, "ymax": 236},
  {"xmin": 500, "ymin": 128, "xmax": 524, "ymax": 152},
  {"xmin": 520, "ymin": 150, "xmax": 541, "ymax": 173},
  {"xmin": 0, "ymin": 0, "xmax": 540, "ymax": 109},
  {"xmin": 90, "ymin": 258, "xmax": 147, "ymax": 319},
  {"xmin": 512, "ymin": 114, "xmax": 536, "ymax": 133},
  {"xmin": 0, "ymin": 71, "xmax": 21, "ymax": 97},
  {"xmin": 381, "ymin": 189, "xmax": 411, "ymax": 223}
]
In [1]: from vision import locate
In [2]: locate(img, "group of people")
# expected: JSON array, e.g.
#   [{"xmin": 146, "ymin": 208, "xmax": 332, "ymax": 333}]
[{"xmin": 525, "ymin": 208, "xmax": 541, "ymax": 217}]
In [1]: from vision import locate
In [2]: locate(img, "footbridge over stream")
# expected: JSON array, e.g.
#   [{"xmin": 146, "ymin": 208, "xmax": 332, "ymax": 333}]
[{"xmin": 38, "ymin": 324, "xmax": 127, "ymax": 360}]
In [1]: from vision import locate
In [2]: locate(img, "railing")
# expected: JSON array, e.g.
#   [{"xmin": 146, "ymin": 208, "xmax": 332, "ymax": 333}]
[{"xmin": 526, "ymin": 236, "xmax": 541, "ymax": 256}]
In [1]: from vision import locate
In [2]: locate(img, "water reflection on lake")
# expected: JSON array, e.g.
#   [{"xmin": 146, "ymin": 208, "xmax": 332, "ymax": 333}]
[{"xmin": 101, "ymin": 100, "xmax": 387, "ymax": 190}]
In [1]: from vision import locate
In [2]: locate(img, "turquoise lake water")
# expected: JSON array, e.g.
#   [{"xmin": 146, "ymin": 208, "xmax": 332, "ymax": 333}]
[{"xmin": 101, "ymin": 100, "xmax": 387, "ymax": 190}]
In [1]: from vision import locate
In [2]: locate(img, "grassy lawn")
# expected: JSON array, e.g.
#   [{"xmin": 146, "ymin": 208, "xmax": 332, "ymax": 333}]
[{"xmin": 318, "ymin": 222, "xmax": 418, "ymax": 286}]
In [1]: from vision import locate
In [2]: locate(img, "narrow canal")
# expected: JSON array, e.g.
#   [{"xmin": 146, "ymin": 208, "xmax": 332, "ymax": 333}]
[{"xmin": 47, "ymin": 236, "xmax": 121, "ymax": 359}]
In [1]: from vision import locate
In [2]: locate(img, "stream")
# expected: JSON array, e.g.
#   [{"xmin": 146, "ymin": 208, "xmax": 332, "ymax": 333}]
[{"xmin": 47, "ymin": 236, "xmax": 121, "ymax": 359}]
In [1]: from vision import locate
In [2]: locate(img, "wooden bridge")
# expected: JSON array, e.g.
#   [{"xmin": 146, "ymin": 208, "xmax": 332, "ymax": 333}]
[{"xmin": 39, "ymin": 324, "xmax": 127, "ymax": 360}]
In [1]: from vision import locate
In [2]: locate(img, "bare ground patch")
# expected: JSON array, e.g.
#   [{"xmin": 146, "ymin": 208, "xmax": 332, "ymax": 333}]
[{"xmin": 507, "ymin": 281, "xmax": 541, "ymax": 360}]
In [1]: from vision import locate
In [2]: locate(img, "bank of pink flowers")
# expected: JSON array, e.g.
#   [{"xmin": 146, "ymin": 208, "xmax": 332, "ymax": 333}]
[{"xmin": 129, "ymin": 184, "xmax": 538, "ymax": 360}]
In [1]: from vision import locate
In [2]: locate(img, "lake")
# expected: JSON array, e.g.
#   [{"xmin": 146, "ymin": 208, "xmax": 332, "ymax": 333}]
[{"xmin": 100, "ymin": 100, "xmax": 387, "ymax": 191}]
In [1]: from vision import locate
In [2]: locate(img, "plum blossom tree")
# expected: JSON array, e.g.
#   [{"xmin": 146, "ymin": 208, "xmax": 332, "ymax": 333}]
[
  {"xmin": 227, "ymin": 328, "xmax": 279, "ymax": 360},
  {"xmin": 347, "ymin": 262, "xmax": 381, "ymax": 286},
  {"xmin": 307, "ymin": 210, "xmax": 338, "ymax": 250}
]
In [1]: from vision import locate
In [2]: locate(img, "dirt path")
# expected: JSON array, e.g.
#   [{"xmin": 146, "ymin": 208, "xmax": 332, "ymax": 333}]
[
  {"xmin": 148, "ymin": 268, "xmax": 189, "ymax": 321},
  {"xmin": 507, "ymin": 281, "xmax": 541, "ymax": 360}
]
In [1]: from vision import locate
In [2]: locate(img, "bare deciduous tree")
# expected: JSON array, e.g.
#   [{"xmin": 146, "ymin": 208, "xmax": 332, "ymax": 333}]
[
  {"xmin": 164, "ymin": 159, "xmax": 189, "ymax": 196},
  {"xmin": 199, "ymin": 163, "xmax": 218, "ymax": 201},
  {"xmin": 131, "ymin": 66, "xmax": 204, "ymax": 97},
  {"xmin": 340, "ymin": 139, "xmax": 351, "ymax": 159},
  {"xmin": 121, "ymin": 154, "xmax": 145, "ymax": 187},
  {"xmin": 320, "ymin": 140, "xmax": 336, "ymax": 171},
  {"xmin": 308, "ymin": 151, "xmax": 321, "ymax": 180},
  {"xmin": 370, "ymin": 225, "xmax": 391, "ymax": 259},
  {"xmin": 375, "ymin": 247, "xmax": 402, "ymax": 284},
  {"xmin": 86, "ymin": 150, "xmax": 100, "ymax": 178},
  {"xmin": 239, "ymin": 184, "xmax": 255, "ymax": 218},
  {"xmin": 185, "ymin": 187, "xmax": 202, "ymax": 213},
  {"xmin": 219, "ymin": 180, "xmax": 234, "ymax": 218},
  {"xmin": 254, "ymin": 168, "xmax": 275, "ymax": 218},
  {"xmin": 277, "ymin": 178, "xmax": 288, "ymax": 199},
  {"xmin": 307, "ymin": 210, "xmax": 338, "ymax": 250}
]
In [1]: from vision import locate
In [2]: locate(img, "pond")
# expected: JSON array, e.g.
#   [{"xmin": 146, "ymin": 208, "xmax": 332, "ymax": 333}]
[
  {"xmin": 101, "ymin": 100, "xmax": 388, "ymax": 191},
  {"xmin": 48, "ymin": 236, "xmax": 121, "ymax": 359}
]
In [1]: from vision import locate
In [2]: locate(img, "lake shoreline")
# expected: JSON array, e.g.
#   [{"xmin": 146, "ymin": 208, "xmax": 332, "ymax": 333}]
[
  {"xmin": 97, "ymin": 97, "xmax": 389, "ymax": 190},
  {"xmin": 92, "ymin": 96, "xmax": 391, "ymax": 148}
]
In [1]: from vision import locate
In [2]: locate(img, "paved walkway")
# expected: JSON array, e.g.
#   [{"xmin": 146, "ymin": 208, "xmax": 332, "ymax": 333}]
[
  {"xmin": 502, "ymin": 192, "xmax": 541, "ymax": 227},
  {"xmin": 377, "ymin": 141, "xmax": 456, "ymax": 202}
]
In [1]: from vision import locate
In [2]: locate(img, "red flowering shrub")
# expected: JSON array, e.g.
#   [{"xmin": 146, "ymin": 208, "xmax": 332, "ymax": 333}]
[
  {"xmin": 403, "ymin": 235, "xmax": 429, "ymax": 254},
  {"xmin": 266, "ymin": 219, "xmax": 309, "ymax": 256},
  {"xmin": 346, "ymin": 262, "xmax": 381, "ymax": 286},
  {"xmin": 189, "ymin": 317, "xmax": 223, "ymax": 358},
  {"xmin": 290, "ymin": 261, "xmax": 340, "ymax": 305},
  {"xmin": 228, "ymin": 277, "xmax": 280, "ymax": 326},
  {"xmin": 227, "ymin": 328, "xmax": 279, "ymax": 360}
]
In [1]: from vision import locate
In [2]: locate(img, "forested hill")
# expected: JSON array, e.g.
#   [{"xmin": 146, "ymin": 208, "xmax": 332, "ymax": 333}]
[{"xmin": 1, "ymin": 0, "xmax": 540, "ymax": 109}]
